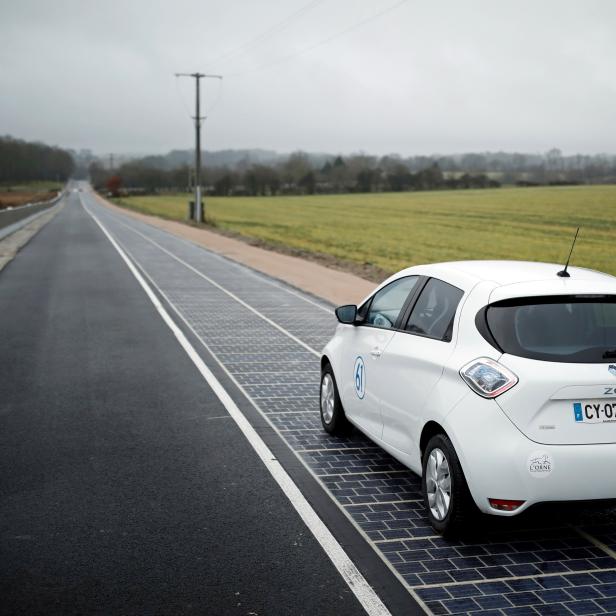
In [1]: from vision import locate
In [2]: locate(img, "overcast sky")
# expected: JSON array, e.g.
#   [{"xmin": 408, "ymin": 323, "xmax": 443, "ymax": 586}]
[{"xmin": 1, "ymin": 0, "xmax": 615, "ymax": 156}]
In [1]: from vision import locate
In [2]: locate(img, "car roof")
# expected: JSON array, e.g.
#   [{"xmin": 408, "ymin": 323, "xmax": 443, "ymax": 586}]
[
  {"xmin": 401, "ymin": 260, "xmax": 612, "ymax": 284},
  {"xmin": 389, "ymin": 260, "xmax": 616, "ymax": 302}
]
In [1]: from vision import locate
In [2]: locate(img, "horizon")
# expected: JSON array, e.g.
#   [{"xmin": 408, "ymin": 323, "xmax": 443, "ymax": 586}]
[{"xmin": 65, "ymin": 144, "xmax": 616, "ymax": 160}]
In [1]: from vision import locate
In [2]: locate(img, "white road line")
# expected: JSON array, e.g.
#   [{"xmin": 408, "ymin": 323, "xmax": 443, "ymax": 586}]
[
  {"xmin": 83, "ymin": 199, "xmax": 393, "ymax": 616},
  {"xmin": 90, "ymin": 202, "xmax": 321, "ymax": 357}
]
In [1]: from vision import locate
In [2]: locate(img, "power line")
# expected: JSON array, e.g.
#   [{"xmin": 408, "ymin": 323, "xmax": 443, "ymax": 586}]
[
  {"xmin": 206, "ymin": 0, "xmax": 327, "ymax": 69},
  {"xmin": 227, "ymin": 0, "xmax": 409, "ymax": 78}
]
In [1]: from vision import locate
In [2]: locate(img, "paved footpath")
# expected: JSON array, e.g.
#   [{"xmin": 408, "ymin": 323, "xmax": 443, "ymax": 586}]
[{"xmin": 3, "ymin": 184, "xmax": 616, "ymax": 616}]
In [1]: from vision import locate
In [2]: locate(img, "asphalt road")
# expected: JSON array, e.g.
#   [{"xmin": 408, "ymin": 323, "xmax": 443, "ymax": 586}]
[{"xmin": 0, "ymin": 191, "xmax": 368, "ymax": 615}]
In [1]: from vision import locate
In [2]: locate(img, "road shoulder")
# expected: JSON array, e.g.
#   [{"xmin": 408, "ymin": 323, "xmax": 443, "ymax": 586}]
[{"xmin": 0, "ymin": 201, "xmax": 64, "ymax": 272}]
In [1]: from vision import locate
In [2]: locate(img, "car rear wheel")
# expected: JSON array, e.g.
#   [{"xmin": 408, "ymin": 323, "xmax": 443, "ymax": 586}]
[
  {"xmin": 320, "ymin": 364, "xmax": 350, "ymax": 435},
  {"xmin": 422, "ymin": 433, "xmax": 476, "ymax": 536}
]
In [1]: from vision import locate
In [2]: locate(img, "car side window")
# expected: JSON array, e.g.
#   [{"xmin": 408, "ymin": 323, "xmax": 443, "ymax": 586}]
[
  {"xmin": 405, "ymin": 278, "xmax": 463, "ymax": 341},
  {"xmin": 363, "ymin": 276, "xmax": 419, "ymax": 329}
]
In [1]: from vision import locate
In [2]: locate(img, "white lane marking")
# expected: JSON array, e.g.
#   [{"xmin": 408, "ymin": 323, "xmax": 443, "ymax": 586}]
[
  {"xmin": 83, "ymin": 200, "xmax": 393, "ymax": 616},
  {"xmin": 89, "ymin": 199, "xmax": 326, "ymax": 357},
  {"xmin": 92, "ymin": 191, "xmax": 334, "ymax": 314}
]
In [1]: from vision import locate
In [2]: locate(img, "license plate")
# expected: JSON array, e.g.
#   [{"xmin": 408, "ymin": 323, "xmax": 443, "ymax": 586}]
[{"xmin": 573, "ymin": 401, "xmax": 616, "ymax": 424}]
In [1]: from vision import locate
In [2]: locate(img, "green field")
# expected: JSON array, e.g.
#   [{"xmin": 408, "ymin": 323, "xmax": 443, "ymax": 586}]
[{"xmin": 115, "ymin": 185, "xmax": 616, "ymax": 279}]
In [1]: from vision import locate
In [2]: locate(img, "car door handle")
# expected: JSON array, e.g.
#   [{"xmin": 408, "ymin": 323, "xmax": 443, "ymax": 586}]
[{"xmin": 370, "ymin": 347, "xmax": 382, "ymax": 358}]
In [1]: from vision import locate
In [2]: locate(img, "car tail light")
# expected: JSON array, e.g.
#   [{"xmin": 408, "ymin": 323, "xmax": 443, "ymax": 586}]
[
  {"xmin": 489, "ymin": 498, "xmax": 525, "ymax": 512},
  {"xmin": 460, "ymin": 358, "xmax": 518, "ymax": 398}
]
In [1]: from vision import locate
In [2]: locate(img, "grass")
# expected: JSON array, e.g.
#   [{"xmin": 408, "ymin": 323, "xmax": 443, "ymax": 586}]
[{"xmin": 115, "ymin": 185, "xmax": 616, "ymax": 279}]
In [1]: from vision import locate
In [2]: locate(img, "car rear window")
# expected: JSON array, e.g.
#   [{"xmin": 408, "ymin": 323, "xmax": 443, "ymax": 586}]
[{"xmin": 485, "ymin": 295, "xmax": 616, "ymax": 363}]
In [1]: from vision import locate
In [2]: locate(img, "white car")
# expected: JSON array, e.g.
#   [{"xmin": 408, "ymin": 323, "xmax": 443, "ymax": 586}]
[{"xmin": 320, "ymin": 261, "xmax": 616, "ymax": 534}]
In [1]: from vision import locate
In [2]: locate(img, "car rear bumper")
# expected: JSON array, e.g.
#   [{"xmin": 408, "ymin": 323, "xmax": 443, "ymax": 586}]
[{"xmin": 446, "ymin": 393, "xmax": 616, "ymax": 515}]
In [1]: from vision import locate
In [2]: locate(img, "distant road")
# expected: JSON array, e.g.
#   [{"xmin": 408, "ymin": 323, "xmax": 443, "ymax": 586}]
[{"xmin": 0, "ymin": 189, "xmax": 378, "ymax": 615}]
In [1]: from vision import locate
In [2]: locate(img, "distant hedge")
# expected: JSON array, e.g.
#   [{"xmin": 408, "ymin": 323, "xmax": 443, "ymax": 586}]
[{"xmin": 0, "ymin": 135, "xmax": 74, "ymax": 184}]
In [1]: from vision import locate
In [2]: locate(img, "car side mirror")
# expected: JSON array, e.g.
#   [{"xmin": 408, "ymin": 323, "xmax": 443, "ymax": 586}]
[{"xmin": 335, "ymin": 304, "xmax": 358, "ymax": 324}]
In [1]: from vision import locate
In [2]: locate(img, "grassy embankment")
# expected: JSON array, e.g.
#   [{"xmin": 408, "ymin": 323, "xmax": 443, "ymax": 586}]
[
  {"xmin": 0, "ymin": 181, "xmax": 63, "ymax": 210},
  {"xmin": 114, "ymin": 185, "xmax": 616, "ymax": 280}
]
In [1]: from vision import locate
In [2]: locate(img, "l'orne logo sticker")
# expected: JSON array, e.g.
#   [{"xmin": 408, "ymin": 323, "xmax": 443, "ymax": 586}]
[{"xmin": 527, "ymin": 451, "xmax": 554, "ymax": 478}]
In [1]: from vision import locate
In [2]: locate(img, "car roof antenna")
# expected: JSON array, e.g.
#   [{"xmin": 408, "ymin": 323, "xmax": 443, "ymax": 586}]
[{"xmin": 557, "ymin": 227, "xmax": 580, "ymax": 278}]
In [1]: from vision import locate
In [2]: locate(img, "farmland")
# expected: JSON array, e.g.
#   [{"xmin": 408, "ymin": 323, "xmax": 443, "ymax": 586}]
[
  {"xmin": 114, "ymin": 185, "xmax": 616, "ymax": 279},
  {"xmin": 0, "ymin": 181, "xmax": 63, "ymax": 210}
]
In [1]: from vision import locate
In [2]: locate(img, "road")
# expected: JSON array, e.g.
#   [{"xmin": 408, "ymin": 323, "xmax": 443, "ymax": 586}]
[{"xmin": 2, "ymin": 185, "xmax": 616, "ymax": 616}]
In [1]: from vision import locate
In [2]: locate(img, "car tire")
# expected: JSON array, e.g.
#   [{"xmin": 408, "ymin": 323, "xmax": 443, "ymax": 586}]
[
  {"xmin": 320, "ymin": 364, "xmax": 351, "ymax": 435},
  {"xmin": 422, "ymin": 433, "xmax": 477, "ymax": 536}
]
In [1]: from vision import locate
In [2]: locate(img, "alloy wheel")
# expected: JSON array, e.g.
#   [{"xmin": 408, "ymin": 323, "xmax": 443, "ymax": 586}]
[
  {"xmin": 426, "ymin": 448, "xmax": 452, "ymax": 521},
  {"xmin": 320, "ymin": 373, "xmax": 335, "ymax": 424}
]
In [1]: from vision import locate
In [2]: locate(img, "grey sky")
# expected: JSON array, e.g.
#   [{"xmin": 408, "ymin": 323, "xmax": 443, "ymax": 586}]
[{"xmin": 1, "ymin": 0, "xmax": 615, "ymax": 156}]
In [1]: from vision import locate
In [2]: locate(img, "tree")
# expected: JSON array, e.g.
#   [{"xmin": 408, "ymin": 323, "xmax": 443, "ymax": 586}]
[
  {"xmin": 244, "ymin": 165, "xmax": 280, "ymax": 196},
  {"xmin": 282, "ymin": 151, "xmax": 312, "ymax": 187},
  {"xmin": 214, "ymin": 173, "xmax": 236, "ymax": 196},
  {"xmin": 329, "ymin": 156, "xmax": 347, "ymax": 192},
  {"xmin": 386, "ymin": 164, "xmax": 413, "ymax": 191},
  {"xmin": 0, "ymin": 135, "xmax": 74, "ymax": 184},
  {"xmin": 106, "ymin": 175, "xmax": 122, "ymax": 197},
  {"xmin": 356, "ymin": 169, "xmax": 377, "ymax": 193},
  {"xmin": 415, "ymin": 163, "xmax": 444, "ymax": 190},
  {"xmin": 298, "ymin": 171, "xmax": 316, "ymax": 195}
]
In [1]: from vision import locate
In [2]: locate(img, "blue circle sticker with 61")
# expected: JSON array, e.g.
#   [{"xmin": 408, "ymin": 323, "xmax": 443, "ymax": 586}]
[{"xmin": 354, "ymin": 356, "xmax": 365, "ymax": 399}]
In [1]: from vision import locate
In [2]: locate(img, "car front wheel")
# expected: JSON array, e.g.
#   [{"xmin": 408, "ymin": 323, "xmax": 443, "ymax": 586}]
[
  {"xmin": 422, "ymin": 433, "xmax": 476, "ymax": 536},
  {"xmin": 320, "ymin": 364, "xmax": 350, "ymax": 435}
]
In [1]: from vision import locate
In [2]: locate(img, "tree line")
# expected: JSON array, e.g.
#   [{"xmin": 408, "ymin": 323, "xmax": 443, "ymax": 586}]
[
  {"xmin": 90, "ymin": 153, "xmax": 501, "ymax": 197},
  {"xmin": 0, "ymin": 135, "xmax": 74, "ymax": 185},
  {"xmin": 90, "ymin": 148, "xmax": 616, "ymax": 197}
]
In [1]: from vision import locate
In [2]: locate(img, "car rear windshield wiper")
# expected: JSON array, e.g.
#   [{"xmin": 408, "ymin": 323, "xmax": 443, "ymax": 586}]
[{"xmin": 602, "ymin": 349, "xmax": 616, "ymax": 359}]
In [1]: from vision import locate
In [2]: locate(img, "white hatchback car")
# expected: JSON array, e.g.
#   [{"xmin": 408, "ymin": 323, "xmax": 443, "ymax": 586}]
[{"xmin": 320, "ymin": 261, "xmax": 616, "ymax": 534}]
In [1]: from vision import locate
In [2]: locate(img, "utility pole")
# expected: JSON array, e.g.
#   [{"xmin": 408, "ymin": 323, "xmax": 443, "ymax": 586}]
[
  {"xmin": 175, "ymin": 72, "xmax": 222, "ymax": 222},
  {"xmin": 109, "ymin": 153, "xmax": 114, "ymax": 172}
]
